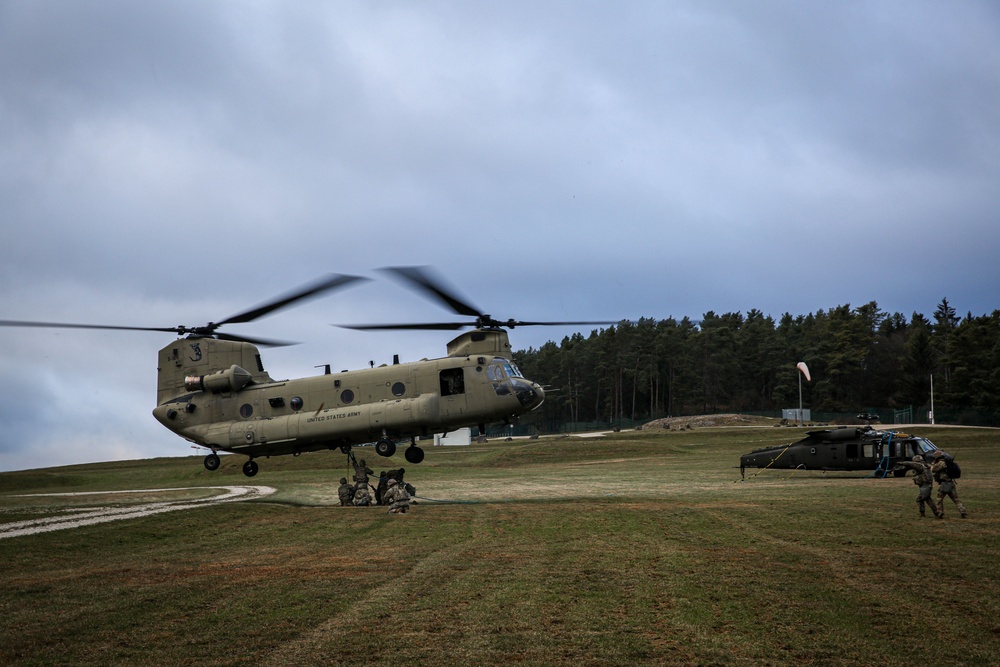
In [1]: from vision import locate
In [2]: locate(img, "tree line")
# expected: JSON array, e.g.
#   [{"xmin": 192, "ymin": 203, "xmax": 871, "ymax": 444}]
[{"xmin": 512, "ymin": 299, "xmax": 1000, "ymax": 427}]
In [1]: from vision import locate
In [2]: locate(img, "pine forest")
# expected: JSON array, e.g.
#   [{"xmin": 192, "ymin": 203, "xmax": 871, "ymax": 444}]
[{"xmin": 512, "ymin": 298, "xmax": 1000, "ymax": 428}]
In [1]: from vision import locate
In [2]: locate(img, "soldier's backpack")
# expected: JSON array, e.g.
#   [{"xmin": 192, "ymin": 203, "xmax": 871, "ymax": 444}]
[{"xmin": 945, "ymin": 457, "xmax": 962, "ymax": 479}]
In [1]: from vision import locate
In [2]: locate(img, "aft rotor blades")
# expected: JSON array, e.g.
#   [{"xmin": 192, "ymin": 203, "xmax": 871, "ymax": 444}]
[
  {"xmin": 339, "ymin": 266, "xmax": 616, "ymax": 332},
  {"xmin": 0, "ymin": 273, "xmax": 367, "ymax": 347}
]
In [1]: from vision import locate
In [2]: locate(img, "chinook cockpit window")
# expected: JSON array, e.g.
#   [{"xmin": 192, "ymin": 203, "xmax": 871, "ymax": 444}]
[{"xmin": 488, "ymin": 359, "xmax": 524, "ymax": 381}]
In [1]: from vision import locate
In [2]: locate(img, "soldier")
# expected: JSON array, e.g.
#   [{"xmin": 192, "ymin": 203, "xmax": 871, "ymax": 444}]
[
  {"xmin": 894, "ymin": 455, "xmax": 941, "ymax": 518},
  {"xmin": 375, "ymin": 470, "xmax": 389, "ymax": 506},
  {"xmin": 384, "ymin": 478, "xmax": 411, "ymax": 514},
  {"xmin": 352, "ymin": 483, "xmax": 373, "ymax": 506},
  {"xmin": 376, "ymin": 467, "xmax": 411, "ymax": 505},
  {"xmin": 353, "ymin": 458, "xmax": 373, "ymax": 488},
  {"xmin": 930, "ymin": 450, "xmax": 968, "ymax": 519},
  {"xmin": 337, "ymin": 477, "xmax": 355, "ymax": 506}
]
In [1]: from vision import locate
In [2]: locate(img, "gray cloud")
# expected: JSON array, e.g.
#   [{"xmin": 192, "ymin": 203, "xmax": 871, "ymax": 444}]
[{"xmin": 2, "ymin": 1, "xmax": 998, "ymax": 470}]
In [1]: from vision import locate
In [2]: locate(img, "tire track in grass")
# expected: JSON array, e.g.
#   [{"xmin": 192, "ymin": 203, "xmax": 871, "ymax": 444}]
[
  {"xmin": 261, "ymin": 506, "xmax": 488, "ymax": 666},
  {"xmin": 0, "ymin": 486, "xmax": 277, "ymax": 539}
]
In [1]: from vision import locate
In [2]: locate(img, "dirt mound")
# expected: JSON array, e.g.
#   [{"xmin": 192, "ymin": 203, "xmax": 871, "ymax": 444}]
[{"xmin": 639, "ymin": 414, "xmax": 780, "ymax": 430}]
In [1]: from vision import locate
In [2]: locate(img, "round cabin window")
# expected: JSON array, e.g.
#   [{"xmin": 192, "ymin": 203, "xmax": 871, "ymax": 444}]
[
  {"xmin": 341, "ymin": 389, "xmax": 355, "ymax": 404},
  {"xmin": 392, "ymin": 382, "xmax": 406, "ymax": 397},
  {"xmin": 290, "ymin": 397, "xmax": 304, "ymax": 411}
]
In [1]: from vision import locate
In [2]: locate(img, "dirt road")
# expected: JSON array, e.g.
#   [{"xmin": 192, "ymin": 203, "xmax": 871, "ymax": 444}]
[{"xmin": 0, "ymin": 485, "xmax": 276, "ymax": 539}]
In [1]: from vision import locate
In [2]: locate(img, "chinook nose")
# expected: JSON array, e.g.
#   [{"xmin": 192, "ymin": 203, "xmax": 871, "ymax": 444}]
[{"xmin": 511, "ymin": 378, "xmax": 545, "ymax": 409}]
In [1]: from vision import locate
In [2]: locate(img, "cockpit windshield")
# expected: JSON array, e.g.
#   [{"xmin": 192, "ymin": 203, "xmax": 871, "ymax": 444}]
[
  {"xmin": 914, "ymin": 437, "xmax": 937, "ymax": 454},
  {"xmin": 488, "ymin": 358, "xmax": 524, "ymax": 381}
]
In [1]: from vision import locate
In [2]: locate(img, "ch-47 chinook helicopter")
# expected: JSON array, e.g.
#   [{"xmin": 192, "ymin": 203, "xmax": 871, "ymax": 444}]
[
  {"xmin": 1, "ymin": 267, "xmax": 610, "ymax": 477},
  {"xmin": 739, "ymin": 423, "xmax": 949, "ymax": 480}
]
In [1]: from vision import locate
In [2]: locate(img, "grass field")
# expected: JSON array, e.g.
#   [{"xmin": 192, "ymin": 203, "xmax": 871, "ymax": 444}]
[{"xmin": 1, "ymin": 425, "xmax": 997, "ymax": 666}]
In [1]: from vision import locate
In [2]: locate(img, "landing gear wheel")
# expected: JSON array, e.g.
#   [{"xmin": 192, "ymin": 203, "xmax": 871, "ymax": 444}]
[
  {"xmin": 204, "ymin": 453, "xmax": 221, "ymax": 471},
  {"xmin": 375, "ymin": 438, "xmax": 396, "ymax": 458},
  {"xmin": 339, "ymin": 444, "xmax": 351, "ymax": 454},
  {"xmin": 243, "ymin": 460, "xmax": 259, "ymax": 477},
  {"xmin": 405, "ymin": 446, "xmax": 425, "ymax": 464}
]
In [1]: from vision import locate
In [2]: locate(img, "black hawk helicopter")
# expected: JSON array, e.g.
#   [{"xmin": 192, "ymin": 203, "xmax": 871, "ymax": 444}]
[
  {"xmin": 739, "ymin": 418, "xmax": 949, "ymax": 479},
  {"xmin": 1, "ymin": 267, "xmax": 611, "ymax": 477}
]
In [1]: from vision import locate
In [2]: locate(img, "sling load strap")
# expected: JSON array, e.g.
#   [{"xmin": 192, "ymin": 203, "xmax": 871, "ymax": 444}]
[
  {"xmin": 410, "ymin": 495, "xmax": 480, "ymax": 505},
  {"xmin": 735, "ymin": 444, "xmax": 792, "ymax": 483}
]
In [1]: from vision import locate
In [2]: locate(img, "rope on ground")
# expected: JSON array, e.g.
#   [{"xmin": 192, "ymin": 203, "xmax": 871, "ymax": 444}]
[{"xmin": 410, "ymin": 495, "xmax": 481, "ymax": 505}]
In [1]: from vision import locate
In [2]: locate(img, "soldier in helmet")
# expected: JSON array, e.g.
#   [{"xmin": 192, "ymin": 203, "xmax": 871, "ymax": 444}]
[
  {"xmin": 893, "ymin": 455, "xmax": 941, "ymax": 518},
  {"xmin": 352, "ymin": 458, "xmax": 373, "ymax": 488},
  {"xmin": 337, "ymin": 477, "xmax": 355, "ymax": 507},
  {"xmin": 352, "ymin": 482, "xmax": 373, "ymax": 506},
  {"xmin": 930, "ymin": 450, "xmax": 968, "ymax": 519},
  {"xmin": 350, "ymin": 457, "xmax": 374, "ymax": 506},
  {"xmin": 384, "ymin": 478, "xmax": 411, "ymax": 514}
]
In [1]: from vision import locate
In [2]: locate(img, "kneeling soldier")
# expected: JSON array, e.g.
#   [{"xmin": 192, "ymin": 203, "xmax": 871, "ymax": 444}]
[{"xmin": 384, "ymin": 478, "xmax": 411, "ymax": 514}]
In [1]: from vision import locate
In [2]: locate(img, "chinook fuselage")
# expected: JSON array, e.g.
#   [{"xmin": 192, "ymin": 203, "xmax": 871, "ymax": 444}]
[{"xmin": 152, "ymin": 330, "xmax": 544, "ymax": 476}]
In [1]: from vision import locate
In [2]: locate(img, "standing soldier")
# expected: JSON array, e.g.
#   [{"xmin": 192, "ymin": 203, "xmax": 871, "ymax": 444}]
[
  {"xmin": 337, "ymin": 477, "xmax": 354, "ymax": 506},
  {"xmin": 894, "ymin": 455, "xmax": 941, "ymax": 518},
  {"xmin": 353, "ymin": 458, "xmax": 373, "ymax": 488},
  {"xmin": 351, "ymin": 456, "xmax": 374, "ymax": 506},
  {"xmin": 930, "ymin": 450, "xmax": 968, "ymax": 519}
]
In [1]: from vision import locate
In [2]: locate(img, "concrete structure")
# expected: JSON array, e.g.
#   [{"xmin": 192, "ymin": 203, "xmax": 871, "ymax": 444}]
[{"xmin": 434, "ymin": 427, "xmax": 473, "ymax": 446}]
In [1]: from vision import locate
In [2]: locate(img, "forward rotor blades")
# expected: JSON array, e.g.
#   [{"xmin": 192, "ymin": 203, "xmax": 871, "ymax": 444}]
[
  {"xmin": 380, "ymin": 266, "xmax": 483, "ymax": 318},
  {"xmin": 0, "ymin": 273, "xmax": 367, "ymax": 347},
  {"xmin": 340, "ymin": 266, "xmax": 615, "ymax": 331}
]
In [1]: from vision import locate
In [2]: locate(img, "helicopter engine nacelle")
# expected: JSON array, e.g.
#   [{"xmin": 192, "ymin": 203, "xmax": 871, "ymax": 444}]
[{"xmin": 185, "ymin": 365, "xmax": 252, "ymax": 394}]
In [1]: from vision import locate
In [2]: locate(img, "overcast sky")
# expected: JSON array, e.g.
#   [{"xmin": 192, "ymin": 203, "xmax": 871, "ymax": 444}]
[{"xmin": 2, "ymin": 1, "xmax": 998, "ymax": 472}]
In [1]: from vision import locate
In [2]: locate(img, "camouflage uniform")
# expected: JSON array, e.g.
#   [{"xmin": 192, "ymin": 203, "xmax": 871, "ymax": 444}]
[
  {"xmin": 376, "ymin": 467, "xmax": 409, "ymax": 505},
  {"xmin": 353, "ymin": 459, "xmax": 374, "ymax": 487},
  {"xmin": 895, "ymin": 456, "xmax": 941, "ymax": 518},
  {"xmin": 352, "ymin": 483, "xmax": 373, "ymax": 506},
  {"xmin": 931, "ymin": 451, "xmax": 968, "ymax": 519},
  {"xmin": 384, "ymin": 479, "xmax": 411, "ymax": 514},
  {"xmin": 337, "ymin": 478, "xmax": 355, "ymax": 506}
]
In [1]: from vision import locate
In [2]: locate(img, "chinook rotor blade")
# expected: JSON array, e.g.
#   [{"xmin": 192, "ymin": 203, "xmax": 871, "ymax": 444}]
[
  {"xmin": 339, "ymin": 321, "xmax": 468, "ymax": 331},
  {"xmin": 212, "ymin": 331, "xmax": 298, "ymax": 347},
  {"xmin": 218, "ymin": 274, "xmax": 368, "ymax": 326},
  {"xmin": 337, "ymin": 266, "xmax": 617, "ymax": 332},
  {"xmin": 0, "ymin": 320, "xmax": 182, "ymax": 334},
  {"xmin": 380, "ymin": 266, "xmax": 483, "ymax": 318},
  {"xmin": 1, "ymin": 273, "xmax": 366, "ymax": 346},
  {"xmin": 498, "ymin": 319, "xmax": 617, "ymax": 329}
]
